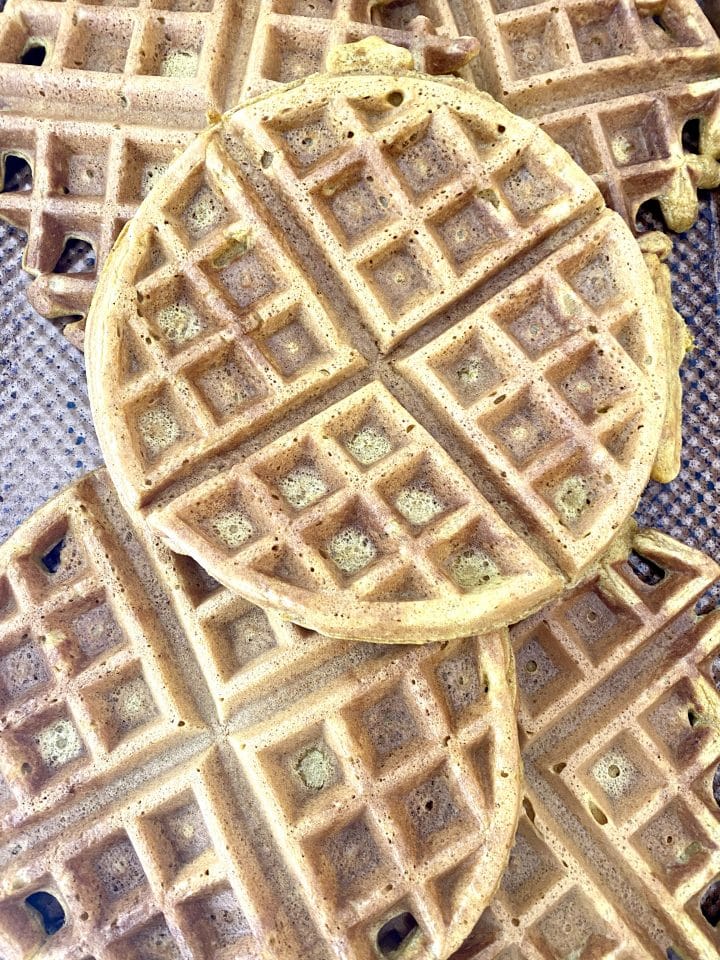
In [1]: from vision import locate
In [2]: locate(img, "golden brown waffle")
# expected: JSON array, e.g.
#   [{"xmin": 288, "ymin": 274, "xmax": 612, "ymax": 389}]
[
  {"xmin": 460, "ymin": 0, "xmax": 720, "ymax": 231},
  {"xmin": 0, "ymin": 0, "xmax": 250, "ymax": 320},
  {"xmin": 452, "ymin": 527, "xmax": 720, "ymax": 960},
  {"xmin": 0, "ymin": 468, "xmax": 521, "ymax": 960},
  {"xmin": 0, "ymin": 0, "xmax": 479, "ymax": 325},
  {"xmin": 86, "ymin": 64, "xmax": 673, "ymax": 642}
]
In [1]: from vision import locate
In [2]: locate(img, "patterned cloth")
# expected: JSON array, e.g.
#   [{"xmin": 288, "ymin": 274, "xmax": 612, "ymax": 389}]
[{"xmin": 636, "ymin": 194, "xmax": 720, "ymax": 605}]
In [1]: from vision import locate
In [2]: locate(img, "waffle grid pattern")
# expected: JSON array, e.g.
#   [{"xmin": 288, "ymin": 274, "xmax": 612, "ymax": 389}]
[
  {"xmin": 0, "ymin": 0, "xmax": 482, "ymax": 320},
  {"xmin": 159, "ymin": 382, "xmax": 555, "ymax": 616},
  {"xmin": 238, "ymin": 637, "xmax": 511, "ymax": 954},
  {"xmin": 0, "ymin": 0, "xmax": 248, "ymax": 316},
  {"xmin": 0, "ymin": 486, "xmax": 186, "ymax": 825},
  {"xmin": 0, "ymin": 0, "xmax": 226, "ymax": 81},
  {"xmin": 0, "ymin": 113, "xmax": 195, "ymax": 311},
  {"xmin": 537, "ymin": 80, "xmax": 720, "ymax": 227},
  {"xmin": 0, "ymin": 756, "xmax": 278, "ymax": 960},
  {"xmin": 399, "ymin": 211, "xmax": 658, "ymax": 575},
  {"xmin": 113, "ymin": 136, "xmax": 362, "ymax": 494},
  {"xmin": 238, "ymin": 0, "xmax": 720, "ymax": 233},
  {"xmin": 470, "ymin": 0, "xmax": 720, "ymax": 110},
  {"xmin": 250, "ymin": 91, "xmax": 598, "ymax": 351},
  {"xmin": 0, "ymin": 0, "xmax": 719, "ymax": 321},
  {"xmin": 461, "ymin": 531, "xmax": 720, "ymax": 959},
  {"xmin": 0, "ymin": 471, "xmax": 520, "ymax": 960}
]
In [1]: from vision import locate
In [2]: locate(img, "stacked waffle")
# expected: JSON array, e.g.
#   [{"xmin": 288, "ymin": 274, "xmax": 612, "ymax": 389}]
[{"xmin": 0, "ymin": 12, "xmax": 718, "ymax": 960}]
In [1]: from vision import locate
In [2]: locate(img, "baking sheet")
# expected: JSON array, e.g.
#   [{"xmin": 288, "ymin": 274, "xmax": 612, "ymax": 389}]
[{"xmin": 0, "ymin": 220, "xmax": 103, "ymax": 535}]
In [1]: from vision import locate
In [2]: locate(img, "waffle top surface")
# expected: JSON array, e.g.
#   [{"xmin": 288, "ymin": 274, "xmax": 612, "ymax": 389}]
[
  {"xmin": 0, "ymin": 468, "xmax": 521, "ymax": 960},
  {"xmin": 86, "ymin": 68, "xmax": 671, "ymax": 642},
  {"xmin": 456, "ymin": 528, "xmax": 720, "ymax": 959}
]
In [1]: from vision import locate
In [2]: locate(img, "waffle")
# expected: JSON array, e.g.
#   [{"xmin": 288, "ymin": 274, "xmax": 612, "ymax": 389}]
[
  {"xmin": 453, "ymin": 526, "xmax": 720, "ymax": 960},
  {"xmin": 462, "ymin": 0, "xmax": 720, "ymax": 233},
  {"xmin": 86, "ymin": 61, "xmax": 675, "ymax": 642},
  {"xmin": 0, "ymin": 0, "xmax": 478, "ymax": 327},
  {"xmin": 0, "ymin": 468, "xmax": 521, "ymax": 960}
]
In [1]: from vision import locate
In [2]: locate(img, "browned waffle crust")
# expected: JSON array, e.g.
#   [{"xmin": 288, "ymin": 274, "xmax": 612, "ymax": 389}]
[
  {"xmin": 86, "ymin": 66, "xmax": 673, "ymax": 641},
  {"xmin": 453, "ymin": 528, "xmax": 720, "ymax": 960},
  {"xmin": 0, "ymin": 469, "xmax": 521, "ymax": 960}
]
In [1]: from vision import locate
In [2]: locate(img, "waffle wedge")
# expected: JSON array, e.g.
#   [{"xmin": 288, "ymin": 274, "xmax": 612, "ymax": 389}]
[{"xmin": 87, "ymin": 60, "xmax": 674, "ymax": 642}]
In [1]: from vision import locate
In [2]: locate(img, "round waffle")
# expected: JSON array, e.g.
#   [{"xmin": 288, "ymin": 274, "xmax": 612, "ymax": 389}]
[
  {"xmin": 86, "ymin": 56, "xmax": 672, "ymax": 642},
  {"xmin": 0, "ymin": 470, "xmax": 520, "ymax": 960},
  {"xmin": 453, "ymin": 527, "xmax": 720, "ymax": 960}
]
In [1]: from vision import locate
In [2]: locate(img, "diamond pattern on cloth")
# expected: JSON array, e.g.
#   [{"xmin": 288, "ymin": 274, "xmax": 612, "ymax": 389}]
[
  {"xmin": 636, "ymin": 191, "xmax": 720, "ymax": 606},
  {"xmin": 0, "ymin": 221, "xmax": 102, "ymax": 539}
]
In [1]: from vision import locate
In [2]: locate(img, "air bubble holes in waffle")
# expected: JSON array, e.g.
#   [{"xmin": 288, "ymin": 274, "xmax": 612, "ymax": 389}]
[{"xmin": 457, "ymin": 528, "xmax": 720, "ymax": 960}]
